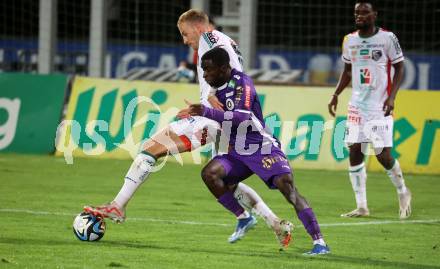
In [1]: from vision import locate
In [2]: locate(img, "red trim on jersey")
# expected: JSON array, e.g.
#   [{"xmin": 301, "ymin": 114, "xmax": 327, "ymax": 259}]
[
  {"xmin": 386, "ymin": 59, "xmax": 392, "ymax": 95},
  {"xmin": 200, "ymin": 127, "xmax": 208, "ymax": 146},
  {"xmin": 193, "ymin": 50, "xmax": 198, "ymax": 65},
  {"xmin": 179, "ymin": 135, "xmax": 192, "ymax": 151}
]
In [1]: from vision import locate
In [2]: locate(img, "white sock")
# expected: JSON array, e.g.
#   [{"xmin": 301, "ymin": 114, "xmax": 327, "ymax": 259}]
[
  {"xmin": 386, "ymin": 160, "xmax": 407, "ymax": 194},
  {"xmin": 237, "ymin": 211, "xmax": 251, "ymax": 219},
  {"xmin": 113, "ymin": 152, "xmax": 156, "ymax": 208},
  {"xmin": 313, "ymin": 238, "xmax": 326, "ymax": 246},
  {"xmin": 349, "ymin": 162, "xmax": 368, "ymax": 209},
  {"xmin": 234, "ymin": 183, "xmax": 279, "ymax": 227}
]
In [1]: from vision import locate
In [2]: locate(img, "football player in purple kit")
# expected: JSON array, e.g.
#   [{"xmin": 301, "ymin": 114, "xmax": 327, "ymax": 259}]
[
  {"xmin": 85, "ymin": 9, "xmax": 290, "ymax": 248},
  {"xmin": 178, "ymin": 47, "xmax": 330, "ymax": 255}
]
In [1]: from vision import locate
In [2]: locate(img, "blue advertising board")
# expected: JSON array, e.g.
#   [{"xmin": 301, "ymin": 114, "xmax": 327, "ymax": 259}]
[{"xmin": 1, "ymin": 39, "xmax": 439, "ymax": 89}]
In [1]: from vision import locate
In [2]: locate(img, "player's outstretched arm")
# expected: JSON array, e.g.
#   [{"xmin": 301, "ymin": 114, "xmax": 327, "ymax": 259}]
[
  {"xmin": 180, "ymin": 99, "xmax": 250, "ymax": 127},
  {"xmin": 176, "ymin": 99, "xmax": 199, "ymax": 119},
  {"xmin": 329, "ymin": 63, "xmax": 352, "ymax": 117},
  {"xmin": 202, "ymin": 106, "xmax": 250, "ymax": 127}
]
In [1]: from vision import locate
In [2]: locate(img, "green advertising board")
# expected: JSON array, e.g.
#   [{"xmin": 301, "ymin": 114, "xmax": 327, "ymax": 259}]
[
  {"xmin": 0, "ymin": 73, "xmax": 68, "ymax": 153},
  {"xmin": 56, "ymin": 76, "xmax": 440, "ymax": 174}
]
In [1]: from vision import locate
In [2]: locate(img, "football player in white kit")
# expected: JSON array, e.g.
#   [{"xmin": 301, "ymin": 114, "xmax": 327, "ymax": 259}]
[
  {"xmin": 176, "ymin": 9, "xmax": 292, "ymax": 246},
  {"xmin": 85, "ymin": 9, "xmax": 292, "ymax": 247},
  {"xmin": 328, "ymin": 1, "xmax": 412, "ymax": 219}
]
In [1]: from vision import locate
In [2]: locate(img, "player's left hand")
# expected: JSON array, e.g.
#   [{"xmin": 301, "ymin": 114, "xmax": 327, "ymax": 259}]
[
  {"xmin": 208, "ymin": 95, "xmax": 224, "ymax": 111},
  {"xmin": 383, "ymin": 97, "xmax": 395, "ymax": 116}
]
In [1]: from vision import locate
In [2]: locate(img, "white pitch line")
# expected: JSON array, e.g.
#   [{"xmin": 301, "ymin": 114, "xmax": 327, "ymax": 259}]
[
  {"xmin": 0, "ymin": 208, "xmax": 231, "ymax": 227},
  {"xmin": 1, "ymin": 208, "xmax": 439, "ymax": 228},
  {"xmin": 319, "ymin": 219, "xmax": 440, "ymax": 227}
]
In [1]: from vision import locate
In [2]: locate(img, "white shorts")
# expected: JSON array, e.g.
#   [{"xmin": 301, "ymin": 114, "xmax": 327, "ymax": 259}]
[
  {"xmin": 344, "ymin": 106, "xmax": 394, "ymax": 148},
  {"xmin": 169, "ymin": 116, "xmax": 220, "ymax": 150}
]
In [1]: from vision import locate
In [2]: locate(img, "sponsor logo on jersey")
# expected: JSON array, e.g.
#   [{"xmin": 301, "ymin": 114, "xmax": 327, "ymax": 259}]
[
  {"xmin": 244, "ymin": 85, "xmax": 251, "ymax": 109},
  {"xmin": 206, "ymin": 32, "xmax": 218, "ymax": 43},
  {"xmin": 360, "ymin": 68, "xmax": 371, "ymax": 84},
  {"xmin": 360, "ymin": 49, "xmax": 369, "ymax": 55},
  {"xmin": 372, "ymin": 50, "xmax": 382, "ymax": 61},
  {"xmin": 227, "ymin": 80, "xmax": 236, "ymax": 89},
  {"xmin": 202, "ymin": 32, "xmax": 219, "ymax": 48},
  {"xmin": 226, "ymin": 98, "xmax": 234, "ymax": 110},
  {"xmin": 366, "ymin": 43, "xmax": 385, "ymax": 48},
  {"xmin": 349, "ymin": 44, "xmax": 365, "ymax": 49},
  {"xmin": 235, "ymin": 86, "xmax": 243, "ymax": 106},
  {"xmin": 348, "ymin": 115, "xmax": 361, "ymax": 124},
  {"xmin": 348, "ymin": 107, "xmax": 361, "ymax": 124},
  {"xmin": 372, "ymin": 124, "xmax": 389, "ymax": 132},
  {"xmin": 225, "ymin": 91, "xmax": 234, "ymax": 98},
  {"xmin": 233, "ymin": 74, "xmax": 241, "ymax": 80}
]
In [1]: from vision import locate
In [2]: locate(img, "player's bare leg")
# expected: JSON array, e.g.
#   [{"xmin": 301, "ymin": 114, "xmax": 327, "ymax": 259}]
[
  {"xmin": 85, "ymin": 127, "xmax": 189, "ymax": 222},
  {"xmin": 341, "ymin": 143, "xmax": 370, "ymax": 218},
  {"xmin": 376, "ymin": 147, "xmax": 412, "ymax": 219},
  {"xmin": 201, "ymin": 160, "xmax": 257, "ymax": 243},
  {"xmin": 273, "ymin": 174, "xmax": 329, "ymax": 254},
  {"xmin": 214, "ymin": 128, "xmax": 277, "ymax": 230}
]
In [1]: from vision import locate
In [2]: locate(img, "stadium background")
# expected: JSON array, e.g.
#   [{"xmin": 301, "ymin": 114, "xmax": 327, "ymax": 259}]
[
  {"xmin": 1, "ymin": 1, "xmax": 440, "ymax": 268},
  {"xmin": 1, "ymin": 0, "xmax": 439, "ymax": 173}
]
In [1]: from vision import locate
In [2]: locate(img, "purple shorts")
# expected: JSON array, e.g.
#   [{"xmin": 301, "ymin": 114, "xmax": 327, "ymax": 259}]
[{"xmin": 213, "ymin": 145, "xmax": 292, "ymax": 189}]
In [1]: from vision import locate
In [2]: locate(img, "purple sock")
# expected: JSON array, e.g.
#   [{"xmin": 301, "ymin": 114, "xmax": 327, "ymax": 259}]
[
  {"xmin": 218, "ymin": 191, "xmax": 245, "ymax": 217},
  {"xmin": 297, "ymin": 208, "xmax": 323, "ymax": 240}
]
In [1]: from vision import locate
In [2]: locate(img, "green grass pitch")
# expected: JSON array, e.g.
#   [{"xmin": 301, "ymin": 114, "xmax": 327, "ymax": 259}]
[{"xmin": 0, "ymin": 153, "xmax": 439, "ymax": 269}]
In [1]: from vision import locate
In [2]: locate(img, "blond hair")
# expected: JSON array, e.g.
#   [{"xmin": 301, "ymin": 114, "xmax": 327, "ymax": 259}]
[{"xmin": 177, "ymin": 9, "xmax": 209, "ymax": 26}]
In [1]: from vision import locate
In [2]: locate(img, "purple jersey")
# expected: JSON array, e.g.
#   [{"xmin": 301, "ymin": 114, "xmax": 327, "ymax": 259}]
[
  {"xmin": 202, "ymin": 69, "xmax": 291, "ymax": 188},
  {"xmin": 203, "ymin": 69, "xmax": 278, "ymax": 155}
]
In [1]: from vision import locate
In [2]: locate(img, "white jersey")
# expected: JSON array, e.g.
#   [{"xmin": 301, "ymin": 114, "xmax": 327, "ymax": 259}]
[
  {"xmin": 342, "ymin": 28, "xmax": 404, "ymax": 111},
  {"xmin": 197, "ymin": 30, "xmax": 243, "ymax": 107}
]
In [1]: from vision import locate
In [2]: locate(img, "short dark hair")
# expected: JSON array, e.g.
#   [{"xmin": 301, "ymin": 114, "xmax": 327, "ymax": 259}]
[
  {"xmin": 201, "ymin": 47, "xmax": 230, "ymax": 67},
  {"xmin": 355, "ymin": 0, "xmax": 377, "ymax": 11}
]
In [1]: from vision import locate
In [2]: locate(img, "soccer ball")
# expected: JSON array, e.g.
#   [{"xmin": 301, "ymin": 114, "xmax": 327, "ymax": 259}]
[{"xmin": 73, "ymin": 212, "xmax": 106, "ymax": 241}]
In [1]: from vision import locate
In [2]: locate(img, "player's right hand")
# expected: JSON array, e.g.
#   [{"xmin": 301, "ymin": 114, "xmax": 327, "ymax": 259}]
[
  {"xmin": 176, "ymin": 99, "xmax": 194, "ymax": 119},
  {"xmin": 177, "ymin": 99, "xmax": 204, "ymax": 118},
  {"xmin": 328, "ymin": 95, "xmax": 338, "ymax": 117},
  {"xmin": 187, "ymin": 103, "xmax": 204, "ymax": 116},
  {"xmin": 208, "ymin": 95, "xmax": 224, "ymax": 111}
]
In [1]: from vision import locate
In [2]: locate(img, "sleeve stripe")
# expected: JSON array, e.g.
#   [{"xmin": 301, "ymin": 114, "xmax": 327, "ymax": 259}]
[
  {"xmin": 202, "ymin": 33, "xmax": 214, "ymax": 48},
  {"xmin": 391, "ymin": 55, "xmax": 404, "ymax": 63},
  {"xmin": 342, "ymin": 56, "xmax": 351, "ymax": 62},
  {"xmin": 236, "ymin": 109, "xmax": 251, "ymax": 114}
]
